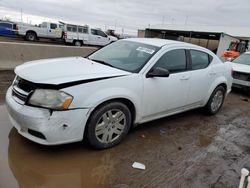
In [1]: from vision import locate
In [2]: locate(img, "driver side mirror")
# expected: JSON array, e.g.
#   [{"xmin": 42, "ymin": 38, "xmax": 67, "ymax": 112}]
[{"xmin": 146, "ymin": 67, "xmax": 170, "ymax": 78}]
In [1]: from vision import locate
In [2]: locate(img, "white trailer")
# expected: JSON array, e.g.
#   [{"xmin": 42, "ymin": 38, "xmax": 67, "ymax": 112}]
[
  {"xmin": 63, "ymin": 23, "xmax": 118, "ymax": 46},
  {"xmin": 17, "ymin": 22, "xmax": 63, "ymax": 41},
  {"xmin": 216, "ymin": 33, "xmax": 240, "ymax": 57}
]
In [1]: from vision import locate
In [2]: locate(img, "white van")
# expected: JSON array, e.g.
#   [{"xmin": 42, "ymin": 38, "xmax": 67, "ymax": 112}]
[{"xmin": 63, "ymin": 24, "xmax": 118, "ymax": 46}]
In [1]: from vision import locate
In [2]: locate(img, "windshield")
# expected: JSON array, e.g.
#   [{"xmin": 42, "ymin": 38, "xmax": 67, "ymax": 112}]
[
  {"xmin": 233, "ymin": 53, "xmax": 250, "ymax": 66},
  {"xmin": 88, "ymin": 40, "xmax": 160, "ymax": 73}
]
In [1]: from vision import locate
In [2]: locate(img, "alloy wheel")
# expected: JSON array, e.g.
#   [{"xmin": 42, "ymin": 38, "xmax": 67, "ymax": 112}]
[
  {"xmin": 211, "ymin": 90, "xmax": 223, "ymax": 112},
  {"xmin": 95, "ymin": 109, "xmax": 126, "ymax": 144}
]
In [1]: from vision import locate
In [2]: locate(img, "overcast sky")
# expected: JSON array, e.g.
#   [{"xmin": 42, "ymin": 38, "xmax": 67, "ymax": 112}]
[{"xmin": 0, "ymin": 0, "xmax": 249, "ymax": 35}]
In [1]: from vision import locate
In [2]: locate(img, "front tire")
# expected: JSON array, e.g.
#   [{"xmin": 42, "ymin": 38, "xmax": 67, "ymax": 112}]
[
  {"xmin": 205, "ymin": 86, "xmax": 226, "ymax": 115},
  {"xmin": 87, "ymin": 102, "xmax": 132, "ymax": 149}
]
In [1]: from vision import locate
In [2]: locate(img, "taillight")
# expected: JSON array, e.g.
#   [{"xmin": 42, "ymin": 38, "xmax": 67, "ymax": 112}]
[{"xmin": 64, "ymin": 32, "xmax": 67, "ymax": 38}]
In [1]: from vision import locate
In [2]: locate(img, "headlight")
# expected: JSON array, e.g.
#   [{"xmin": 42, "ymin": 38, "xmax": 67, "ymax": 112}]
[{"xmin": 28, "ymin": 89, "xmax": 73, "ymax": 110}]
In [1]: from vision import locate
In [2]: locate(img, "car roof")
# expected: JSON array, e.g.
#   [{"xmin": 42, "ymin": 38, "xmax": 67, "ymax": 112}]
[{"xmin": 124, "ymin": 38, "xmax": 198, "ymax": 48}]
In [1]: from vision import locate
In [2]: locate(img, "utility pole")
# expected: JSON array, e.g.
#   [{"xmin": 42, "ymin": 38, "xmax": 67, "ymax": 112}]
[
  {"xmin": 185, "ymin": 15, "xmax": 188, "ymax": 25},
  {"xmin": 171, "ymin": 18, "xmax": 175, "ymax": 24},
  {"xmin": 162, "ymin": 16, "xmax": 165, "ymax": 24},
  {"xmin": 21, "ymin": 8, "xmax": 23, "ymax": 22},
  {"xmin": 114, "ymin": 19, "xmax": 117, "ymax": 31}
]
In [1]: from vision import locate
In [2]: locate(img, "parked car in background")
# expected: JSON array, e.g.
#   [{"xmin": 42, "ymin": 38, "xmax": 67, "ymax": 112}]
[
  {"xmin": 0, "ymin": 21, "xmax": 18, "ymax": 37},
  {"xmin": 6, "ymin": 38, "xmax": 232, "ymax": 149},
  {"xmin": 17, "ymin": 22, "xmax": 63, "ymax": 41},
  {"xmin": 63, "ymin": 23, "xmax": 117, "ymax": 46},
  {"xmin": 229, "ymin": 52, "xmax": 250, "ymax": 89}
]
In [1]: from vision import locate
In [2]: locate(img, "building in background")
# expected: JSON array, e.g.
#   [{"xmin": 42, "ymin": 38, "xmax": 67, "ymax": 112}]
[{"xmin": 138, "ymin": 24, "xmax": 250, "ymax": 58}]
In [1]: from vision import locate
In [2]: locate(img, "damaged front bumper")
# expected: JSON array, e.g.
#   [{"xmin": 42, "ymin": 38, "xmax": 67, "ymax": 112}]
[{"xmin": 5, "ymin": 87, "xmax": 90, "ymax": 145}]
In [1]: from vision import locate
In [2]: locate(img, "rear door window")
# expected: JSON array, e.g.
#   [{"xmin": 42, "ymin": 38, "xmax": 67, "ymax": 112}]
[
  {"xmin": 67, "ymin": 25, "xmax": 77, "ymax": 32},
  {"xmin": 78, "ymin": 26, "xmax": 88, "ymax": 33},
  {"xmin": 67, "ymin": 26, "xmax": 72, "ymax": 32},
  {"xmin": 83, "ymin": 26, "xmax": 88, "ymax": 34},
  {"xmin": 190, "ymin": 50, "xmax": 211, "ymax": 70},
  {"xmin": 78, "ymin": 27, "xmax": 83, "ymax": 33},
  {"xmin": 40, "ymin": 23, "xmax": 47, "ymax": 28},
  {"xmin": 72, "ymin": 26, "xmax": 77, "ymax": 32}
]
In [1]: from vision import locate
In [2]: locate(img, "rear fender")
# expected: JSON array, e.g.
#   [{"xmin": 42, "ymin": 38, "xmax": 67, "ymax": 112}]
[{"xmin": 204, "ymin": 77, "xmax": 228, "ymax": 105}]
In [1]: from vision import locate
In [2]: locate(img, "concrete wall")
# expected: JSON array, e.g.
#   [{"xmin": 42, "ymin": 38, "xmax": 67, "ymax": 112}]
[{"xmin": 0, "ymin": 42, "xmax": 98, "ymax": 69}]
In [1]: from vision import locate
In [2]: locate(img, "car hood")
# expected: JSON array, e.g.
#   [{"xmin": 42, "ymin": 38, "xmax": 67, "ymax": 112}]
[
  {"xmin": 228, "ymin": 62, "xmax": 250, "ymax": 73},
  {"xmin": 15, "ymin": 57, "xmax": 131, "ymax": 85}
]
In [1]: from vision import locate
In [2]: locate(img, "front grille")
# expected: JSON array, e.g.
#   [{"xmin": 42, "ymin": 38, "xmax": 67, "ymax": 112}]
[
  {"xmin": 232, "ymin": 71, "xmax": 250, "ymax": 81},
  {"xmin": 12, "ymin": 87, "xmax": 28, "ymax": 102},
  {"xmin": 11, "ymin": 76, "xmax": 35, "ymax": 104},
  {"xmin": 17, "ymin": 78, "xmax": 37, "ymax": 93}
]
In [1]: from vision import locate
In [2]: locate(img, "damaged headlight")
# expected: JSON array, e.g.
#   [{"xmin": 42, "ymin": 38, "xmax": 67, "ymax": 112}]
[{"xmin": 28, "ymin": 89, "xmax": 73, "ymax": 110}]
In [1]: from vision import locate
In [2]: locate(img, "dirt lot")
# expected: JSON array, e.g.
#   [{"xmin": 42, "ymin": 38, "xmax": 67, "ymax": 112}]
[
  {"xmin": 0, "ymin": 70, "xmax": 250, "ymax": 188},
  {"xmin": 0, "ymin": 70, "xmax": 15, "ymax": 104}
]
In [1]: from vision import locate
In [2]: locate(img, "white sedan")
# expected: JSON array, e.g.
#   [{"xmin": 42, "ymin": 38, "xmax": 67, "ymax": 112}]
[
  {"xmin": 6, "ymin": 38, "xmax": 232, "ymax": 149},
  {"xmin": 228, "ymin": 52, "xmax": 250, "ymax": 89}
]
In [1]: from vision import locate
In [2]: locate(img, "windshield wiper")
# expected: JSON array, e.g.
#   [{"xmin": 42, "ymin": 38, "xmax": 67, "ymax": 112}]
[{"xmin": 88, "ymin": 58, "xmax": 114, "ymax": 68}]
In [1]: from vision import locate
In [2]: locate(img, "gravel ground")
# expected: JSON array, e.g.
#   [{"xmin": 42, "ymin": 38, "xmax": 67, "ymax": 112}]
[
  {"xmin": 0, "ymin": 70, "xmax": 250, "ymax": 188},
  {"xmin": 0, "ymin": 70, "xmax": 15, "ymax": 104}
]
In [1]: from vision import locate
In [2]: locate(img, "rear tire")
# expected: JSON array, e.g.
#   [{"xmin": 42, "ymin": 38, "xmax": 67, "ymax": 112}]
[
  {"xmin": 74, "ymin": 40, "xmax": 82, "ymax": 47},
  {"xmin": 87, "ymin": 102, "xmax": 132, "ymax": 149},
  {"xmin": 26, "ymin": 32, "xmax": 36, "ymax": 41},
  {"xmin": 204, "ymin": 86, "xmax": 226, "ymax": 115}
]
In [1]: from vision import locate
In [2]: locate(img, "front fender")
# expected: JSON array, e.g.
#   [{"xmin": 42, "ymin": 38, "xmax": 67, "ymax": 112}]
[
  {"xmin": 83, "ymin": 87, "xmax": 141, "ymax": 119},
  {"xmin": 62, "ymin": 75, "xmax": 143, "ymax": 122}
]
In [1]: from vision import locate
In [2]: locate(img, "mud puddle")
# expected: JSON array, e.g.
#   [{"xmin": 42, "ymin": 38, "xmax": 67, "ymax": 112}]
[{"xmin": 0, "ymin": 73, "xmax": 250, "ymax": 187}]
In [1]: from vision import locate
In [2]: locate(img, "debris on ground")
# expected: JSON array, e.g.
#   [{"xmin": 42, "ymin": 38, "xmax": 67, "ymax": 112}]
[
  {"xmin": 140, "ymin": 134, "xmax": 146, "ymax": 139},
  {"xmin": 132, "ymin": 162, "xmax": 146, "ymax": 170},
  {"xmin": 160, "ymin": 128, "xmax": 167, "ymax": 135},
  {"xmin": 238, "ymin": 168, "xmax": 249, "ymax": 188},
  {"xmin": 240, "ymin": 97, "xmax": 249, "ymax": 102}
]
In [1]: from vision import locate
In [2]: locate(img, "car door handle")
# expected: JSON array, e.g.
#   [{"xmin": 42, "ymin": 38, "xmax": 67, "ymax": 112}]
[
  {"xmin": 209, "ymin": 71, "xmax": 217, "ymax": 75},
  {"xmin": 98, "ymin": 36, "xmax": 101, "ymax": 38},
  {"xmin": 180, "ymin": 75, "xmax": 190, "ymax": 80}
]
